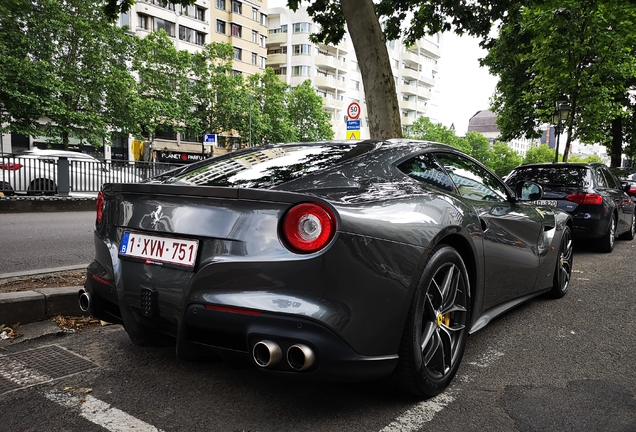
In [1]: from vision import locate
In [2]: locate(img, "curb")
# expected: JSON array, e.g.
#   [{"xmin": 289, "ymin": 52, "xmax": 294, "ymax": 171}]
[
  {"xmin": 0, "ymin": 286, "xmax": 87, "ymax": 327},
  {"xmin": 0, "ymin": 196, "xmax": 97, "ymax": 213}
]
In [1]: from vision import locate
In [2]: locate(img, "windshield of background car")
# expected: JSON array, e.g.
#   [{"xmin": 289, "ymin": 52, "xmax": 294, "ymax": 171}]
[
  {"xmin": 160, "ymin": 143, "xmax": 375, "ymax": 188},
  {"xmin": 506, "ymin": 166, "xmax": 594, "ymax": 189}
]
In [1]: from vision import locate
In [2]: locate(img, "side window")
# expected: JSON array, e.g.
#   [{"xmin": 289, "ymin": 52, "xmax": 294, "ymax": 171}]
[
  {"xmin": 434, "ymin": 152, "xmax": 509, "ymax": 202},
  {"xmin": 396, "ymin": 153, "xmax": 455, "ymax": 192},
  {"xmin": 596, "ymin": 168, "xmax": 609, "ymax": 188},
  {"xmin": 601, "ymin": 168, "xmax": 619, "ymax": 189}
]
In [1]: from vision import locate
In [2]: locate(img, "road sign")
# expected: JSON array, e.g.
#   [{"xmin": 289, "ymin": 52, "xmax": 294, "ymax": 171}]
[
  {"xmin": 203, "ymin": 133, "xmax": 217, "ymax": 144},
  {"xmin": 347, "ymin": 102, "xmax": 361, "ymax": 120},
  {"xmin": 347, "ymin": 120, "xmax": 361, "ymax": 130},
  {"xmin": 347, "ymin": 130, "xmax": 360, "ymax": 140}
]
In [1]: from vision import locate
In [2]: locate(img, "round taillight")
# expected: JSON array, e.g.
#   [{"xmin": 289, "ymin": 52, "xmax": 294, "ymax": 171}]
[
  {"xmin": 96, "ymin": 191, "xmax": 105, "ymax": 226},
  {"xmin": 282, "ymin": 203, "xmax": 337, "ymax": 253}
]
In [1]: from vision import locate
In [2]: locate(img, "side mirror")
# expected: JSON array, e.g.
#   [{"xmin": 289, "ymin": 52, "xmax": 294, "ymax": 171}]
[{"xmin": 515, "ymin": 181, "xmax": 543, "ymax": 201}]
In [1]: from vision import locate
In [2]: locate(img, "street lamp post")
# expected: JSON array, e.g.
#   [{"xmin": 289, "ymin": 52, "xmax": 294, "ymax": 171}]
[{"xmin": 552, "ymin": 95, "xmax": 571, "ymax": 163}]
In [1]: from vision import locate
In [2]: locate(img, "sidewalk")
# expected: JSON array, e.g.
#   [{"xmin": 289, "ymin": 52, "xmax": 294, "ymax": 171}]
[
  {"xmin": 0, "ymin": 194, "xmax": 97, "ymax": 213},
  {"xmin": 0, "ymin": 265, "xmax": 89, "ymax": 331}
]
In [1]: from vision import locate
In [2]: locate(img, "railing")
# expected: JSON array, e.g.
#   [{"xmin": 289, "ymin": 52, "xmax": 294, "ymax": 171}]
[{"xmin": 0, "ymin": 155, "xmax": 184, "ymax": 196}]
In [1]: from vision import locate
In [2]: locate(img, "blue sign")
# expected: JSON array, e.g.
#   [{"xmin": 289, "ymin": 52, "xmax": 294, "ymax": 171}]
[
  {"xmin": 347, "ymin": 120, "xmax": 361, "ymax": 130},
  {"xmin": 203, "ymin": 133, "xmax": 217, "ymax": 144}
]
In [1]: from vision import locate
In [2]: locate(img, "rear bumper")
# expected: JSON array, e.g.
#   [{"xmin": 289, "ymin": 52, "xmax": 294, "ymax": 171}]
[{"xmin": 570, "ymin": 211, "xmax": 609, "ymax": 239}]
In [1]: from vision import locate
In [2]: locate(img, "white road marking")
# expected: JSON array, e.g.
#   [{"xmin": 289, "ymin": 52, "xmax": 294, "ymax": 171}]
[
  {"xmin": 45, "ymin": 390, "xmax": 164, "ymax": 432},
  {"xmin": 467, "ymin": 347, "xmax": 504, "ymax": 368},
  {"xmin": 380, "ymin": 392, "xmax": 455, "ymax": 432}
]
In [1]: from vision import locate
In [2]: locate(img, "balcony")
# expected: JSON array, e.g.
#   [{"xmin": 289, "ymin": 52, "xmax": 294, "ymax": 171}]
[
  {"xmin": 418, "ymin": 87, "xmax": 432, "ymax": 99},
  {"xmin": 267, "ymin": 32, "xmax": 287, "ymax": 45},
  {"xmin": 314, "ymin": 54, "xmax": 347, "ymax": 73},
  {"xmin": 401, "ymin": 116, "xmax": 415, "ymax": 126},
  {"xmin": 418, "ymin": 41, "xmax": 441, "ymax": 59},
  {"xmin": 402, "ymin": 50, "xmax": 420, "ymax": 67},
  {"xmin": 401, "ymin": 67, "xmax": 419, "ymax": 81},
  {"xmin": 399, "ymin": 84, "xmax": 418, "ymax": 96},
  {"xmin": 266, "ymin": 53, "xmax": 287, "ymax": 66},
  {"xmin": 314, "ymin": 75, "xmax": 346, "ymax": 91},
  {"xmin": 322, "ymin": 98, "xmax": 344, "ymax": 111},
  {"xmin": 419, "ymin": 75, "xmax": 436, "ymax": 87},
  {"xmin": 400, "ymin": 100, "xmax": 418, "ymax": 111}
]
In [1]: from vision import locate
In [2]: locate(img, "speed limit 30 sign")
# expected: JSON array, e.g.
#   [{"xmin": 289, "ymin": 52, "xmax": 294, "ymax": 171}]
[{"xmin": 347, "ymin": 102, "xmax": 361, "ymax": 120}]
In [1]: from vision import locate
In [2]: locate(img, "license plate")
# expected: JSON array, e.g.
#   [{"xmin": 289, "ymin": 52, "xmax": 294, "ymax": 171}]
[
  {"xmin": 119, "ymin": 232, "xmax": 198, "ymax": 268},
  {"xmin": 528, "ymin": 200, "xmax": 558, "ymax": 207}
]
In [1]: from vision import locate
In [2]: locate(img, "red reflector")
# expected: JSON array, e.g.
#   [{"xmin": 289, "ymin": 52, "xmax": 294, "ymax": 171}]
[
  {"xmin": 565, "ymin": 193, "xmax": 603, "ymax": 205},
  {"xmin": 2, "ymin": 163, "xmax": 22, "ymax": 171},
  {"xmin": 96, "ymin": 191, "xmax": 105, "ymax": 225},
  {"xmin": 90, "ymin": 274, "xmax": 111, "ymax": 286},
  {"xmin": 204, "ymin": 304, "xmax": 262, "ymax": 316}
]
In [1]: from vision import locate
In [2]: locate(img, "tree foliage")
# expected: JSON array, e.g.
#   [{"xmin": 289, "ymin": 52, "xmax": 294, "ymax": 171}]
[
  {"xmin": 405, "ymin": 117, "xmax": 522, "ymax": 177},
  {"xmin": 483, "ymin": 0, "xmax": 636, "ymax": 166},
  {"xmin": 288, "ymin": 80, "xmax": 334, "ymax": 142}
]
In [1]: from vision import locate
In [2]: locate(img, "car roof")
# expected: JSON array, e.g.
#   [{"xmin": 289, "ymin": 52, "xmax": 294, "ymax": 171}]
[{"xmin": 17, "ymin": 149, "xmax": 98, "ymax": 160}]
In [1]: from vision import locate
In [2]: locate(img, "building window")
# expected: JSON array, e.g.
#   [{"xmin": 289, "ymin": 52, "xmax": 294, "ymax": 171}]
[
  {"xmin": 196, "ymin": 32, "xmax": 205, "ymax": 45},
  {"xmin": 233, "ymin": 47, "xmax": 242, "ymax": 61},
  {"xmin": 252, "ymin": 30, "xmax": 258, "ymax": 43},
  {"xmin": 252, "ymin": 52, "xmax": 257, "ymax": 65},
  {"xmin": 196, "ymin": 6, "xmax": 205, "ymax": 21},
  {"xmin": 260, "ymin": 13, "xmax": 267, "ymax": 26},
  {"xmin": 179, "ymin": 25, "xmax": 195, "ymax": 43},
  {"xmin": 119, "ymin": 11, "xmax": 130, "ymax": 28},
  {"xmin": 252, "ymin": 7, "xmax": 258, "ymax": 20},
  {"xmin": 275, "ymin": 67, "xmax": 287, "ymax": 75},
  {"xmin": 292, "ymin": 44, "xmax": 311, "ymax": 55},
  {"xmin": 231, "ymin": 0, "xmax": 242, "ymax": 14},
  {"xmin": 281, "ymin": 24, "xmax": 288, "ymax": 33},
  {"xmin": 260, "ymin": 35, "xmax": 266, "ymax": 47},
  {"xmin": 137, "ymin": 14, "xmax": 150, "ymax": 30},
  {"xmin": 155, "ymin": 18, "xmax": 175, "ymax": 37},
  {"xmin": 292, "ymin": 65, "xmax": 310, "ymax": 76},
  {"xmin": 260, "ymin": 56, "xmax": 266, "ymax": 69},
  {"xmin": 351, "ymin": 80, "xmax": 360, "ymax": 91},
  {"xmin": 216, "ymin": 0, "xmax": 225, "ymax": 11},
  {"xmin": 293, "ymin": 22, "xmax": 311, "ymax": 33},
  {"xmin": 231, "ymin": 24, "xmax": 241, "ymax": 38},
  {"xmin": 216, "ymin": 20, "xmax": 226, "ymax": 34}
]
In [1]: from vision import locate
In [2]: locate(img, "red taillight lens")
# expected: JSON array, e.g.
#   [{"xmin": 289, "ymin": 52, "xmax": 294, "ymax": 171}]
[
  {"xmin": 282, "ymin": 202, "xmax": 337, "ymax": 253},
  {"xmin": 95, "ymin": 191, "xmax": 105, "ymax": 225},
  {"xmin": 1, "ymin": 163, "xmax": 22, "ymax": 170},
  {"xmin": 565, "ymin": 193, "xmax": 603, "ymax": 205},
  {"xmin": 629, "ymin": 185, "xmax": 636, "ymax": 195}
]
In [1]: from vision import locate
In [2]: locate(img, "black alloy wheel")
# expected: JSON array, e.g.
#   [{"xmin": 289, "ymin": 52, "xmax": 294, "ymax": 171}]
[
  {"xmin": 391, "ymin": 245, "xmax": 471, "ymax": 397},
  {"xmin": 597, "ymin": 214, "xmax": 616, "ymax": 253},
  {"xmin": 548, "ymin": 226, "xmax": 573, "ymax": 299},
  {"xmin": 28, "ymin": 178, "xmax": 57, "ymax": 196}
]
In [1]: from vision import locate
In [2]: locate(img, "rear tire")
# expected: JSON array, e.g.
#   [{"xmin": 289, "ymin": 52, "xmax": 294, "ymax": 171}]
[
  {"xmin": 390, "ymin": 245, "xmax": 471, "ymax": 398},
  {"xmin": 597, "ymin": 214, "xmax": 616, "ymax": 253},
  {"xmin": 548, "ymin": 226, "xmax": 572, "ymax": 299},
  {"xmin": 27, "ymin": 178, "xmax": 57, "ymax": 196}
]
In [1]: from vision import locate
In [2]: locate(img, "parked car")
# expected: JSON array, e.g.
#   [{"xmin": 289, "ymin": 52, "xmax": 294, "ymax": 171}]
[
  {"xmin": 0, "ymin": 149, "xmax": 139, "ymax": 195},
  {"xmin": 505, "ymin": 162, "xmax": 635, "ymax": 252},
  {"xmin": 81, "ymin": 139, "xmax": 573, "ymax": 397}
]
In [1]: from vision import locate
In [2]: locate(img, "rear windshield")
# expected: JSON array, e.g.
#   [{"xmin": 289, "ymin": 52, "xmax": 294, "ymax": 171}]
[
  {"xmin": 158, "ymin": 143, "xmax": 374, "ymax": 188},
  {"xmin": 506, "ymin": 166, "xmax": 594, "ymax": 189}
]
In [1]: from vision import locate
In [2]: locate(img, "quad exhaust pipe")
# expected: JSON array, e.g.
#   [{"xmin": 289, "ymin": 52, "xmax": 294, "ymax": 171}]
[
  {"xmin": 78, "ymin": 289, "xmax": 91, "ymax": 313},
  {"xmin": 252, "ymin": 340, "xmax": 316, "ymax": 371},
  {"xmin": 286, "ymin": 344, "xmax": 315, "ymax": 371},
  {"xmin": 253, "ymin": 340, "xmax": 282, "ymax": 367}
]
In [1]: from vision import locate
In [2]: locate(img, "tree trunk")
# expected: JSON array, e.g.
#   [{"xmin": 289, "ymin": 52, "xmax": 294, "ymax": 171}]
[
  {"xmin": 62, "ymin": 130, "xmax": 69, "ymax": 151},
  {"xmin": 610, "ymin": 116, "xmax": 622, "ymax": 168},
  {"xmin": 340, "ymin": 0, "xmax": 402, "ymax": 140}
]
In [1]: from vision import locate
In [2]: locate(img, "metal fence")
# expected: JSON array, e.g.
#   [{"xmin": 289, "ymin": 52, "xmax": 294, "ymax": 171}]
[{"xmin": 0, "ymin": 155, "xmax": 184, "ymax": 196}]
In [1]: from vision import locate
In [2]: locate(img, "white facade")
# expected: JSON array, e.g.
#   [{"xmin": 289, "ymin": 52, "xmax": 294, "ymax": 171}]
[{"xmin": 265, "ymin": 6, "xmax": 442, "ymax": 140}]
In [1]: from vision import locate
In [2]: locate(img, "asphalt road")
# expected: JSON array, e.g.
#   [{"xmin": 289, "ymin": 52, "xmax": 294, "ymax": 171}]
[
  {"xmin": 0, "ymin": 211, "xmax": 94, "ymax": 274},
  {"xmin": 1, "ymin": 238, "xmax": 635, "ymax": 431}
]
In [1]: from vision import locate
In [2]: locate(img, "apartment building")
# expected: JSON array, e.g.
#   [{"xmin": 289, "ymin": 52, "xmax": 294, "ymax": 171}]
[
  {"xmin": 265, "ymin": 6, "xmax": 442, "ymax": 139},
  {"xmin": 116, "ymin": 0, "xmax": 269, "ymax": 161}
]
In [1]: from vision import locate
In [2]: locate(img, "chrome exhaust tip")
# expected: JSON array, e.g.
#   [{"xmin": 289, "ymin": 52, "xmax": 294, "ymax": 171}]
[
  {"xmin": 287, "ymin": 344, "xmax": 315, "ymax": 371},
  {"xmin": 252, "ymin": 340, "xmax": 282, "ymax": 368},
  {"xmin": 78, "ymin": 290, "xmax": 91, "ymax": 313}
]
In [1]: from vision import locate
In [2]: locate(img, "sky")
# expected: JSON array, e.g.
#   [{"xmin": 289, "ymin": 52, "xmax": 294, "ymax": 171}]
[{"xmin": 436, "ymin": 32, "xmax": 499, "ymax": 135}]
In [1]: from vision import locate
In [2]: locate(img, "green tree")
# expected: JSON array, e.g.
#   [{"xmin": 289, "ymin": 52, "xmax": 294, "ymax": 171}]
[
  {"xmin": 523, "ymin": 145, "xmax": 559, "ymax": 164},
  {"xmin": 405, "ymin": 117, "xmax": 470, "ymax": 153},
  {"xmin": 252, "ymin": 68, "xmax": 296, "ymax": 145},
  {"xmin": 465, "ymin": 132, "xmax": 491, "ymax": 165},
  {"xmin": 287, "ymin": 80, "xmax": 334, "ymax": 142},
  {"xmin": 0, "ymin": 0, "xmax": 137, "ymax": 149},
  {"xmin": 488, "ymin": 142, "xmax": 523, "ymax": 178},
  {"xmin": 483, "ymin": 0, "xmax": 636, "ymax": 166}
]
